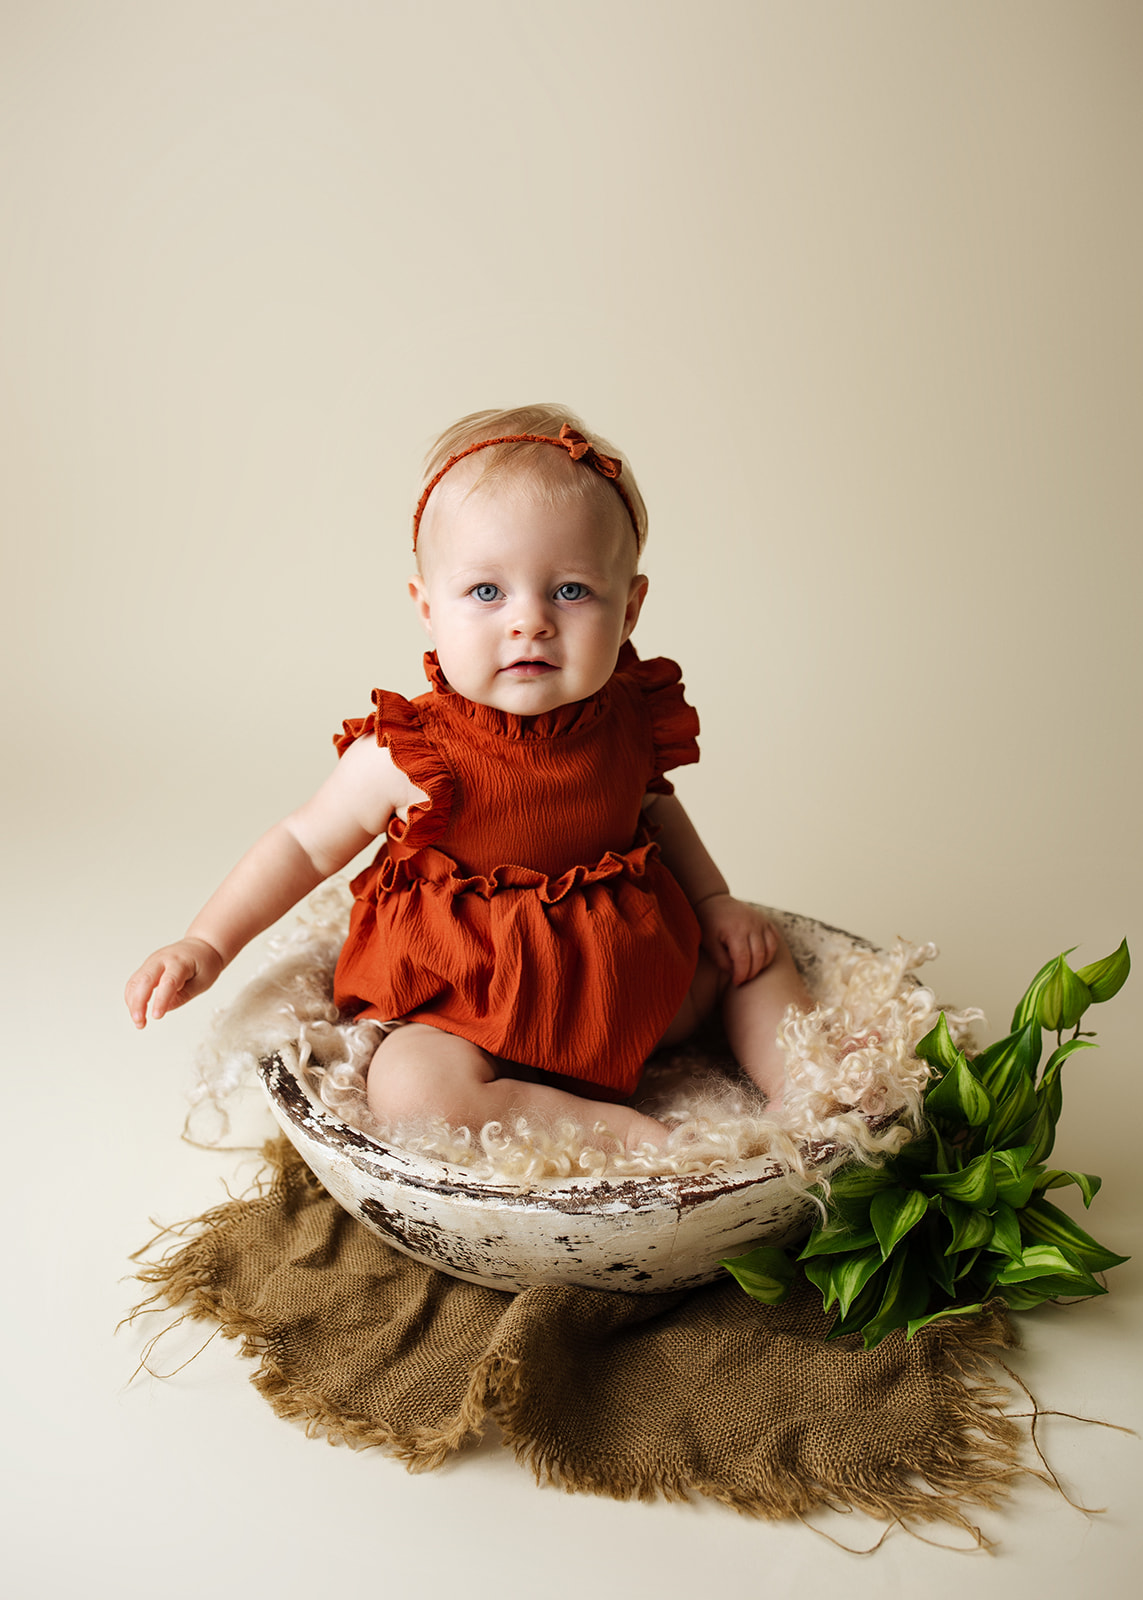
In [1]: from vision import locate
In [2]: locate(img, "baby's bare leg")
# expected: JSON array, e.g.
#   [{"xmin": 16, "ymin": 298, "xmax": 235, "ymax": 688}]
[
  {"xmin": 658, "ymin": 941, "xmax": 810, "ymax": 1112},
  {"xmin": 367, "ymin": 1023, "xmax": 670, "ymax": 1153},
  {"xmin": 656, "ymin": 951, "xmax": 724, "ymax": 1047},
  {"xmin": 722, "ymin": 934, "xmax": 812, "ymax": 1111}
]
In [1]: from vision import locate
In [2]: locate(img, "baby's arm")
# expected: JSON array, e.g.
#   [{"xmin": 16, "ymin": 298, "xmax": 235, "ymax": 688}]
[
  {"xmin": 125, "ymin": 739, "xmax": 421, "ymax": 1027},
  {"xmin": 643, "ymin": 792, "xmax": 778, "ymax": 984}
]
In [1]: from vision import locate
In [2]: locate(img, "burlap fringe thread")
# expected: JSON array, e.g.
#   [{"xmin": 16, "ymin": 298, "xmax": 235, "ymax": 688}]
[{"xmin": 127, "ymin": 1139, "xmax": 1095, "ymax": 1552}]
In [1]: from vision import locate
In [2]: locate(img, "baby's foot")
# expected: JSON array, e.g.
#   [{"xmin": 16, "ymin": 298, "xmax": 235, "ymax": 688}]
[{"xmin": 619, "ymin": 1109, "xmax": 672, "ymax": 1154}]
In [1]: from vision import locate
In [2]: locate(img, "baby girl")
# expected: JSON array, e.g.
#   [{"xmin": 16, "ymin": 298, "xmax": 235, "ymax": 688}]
[{"xmin": 126, "ymin": 405, "xmax": 812, "ymax": 1153}]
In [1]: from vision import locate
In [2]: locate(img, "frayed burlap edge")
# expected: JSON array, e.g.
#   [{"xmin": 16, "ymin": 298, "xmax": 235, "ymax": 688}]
[
  {"xmin": 129, "ymin": 1152, "xmax": 504, "ymax": 1471},
  {"xmin": 488, "ymin": 1307, "xmax": 1028, "ymax": 1548},
  {"xmin": 127, "ymin": 1139, "xmax": 1045, "ymax": 1546},
  {"xmin": 511, "ymin": 1320, "xmax": 1024, "ymax": 1523}
]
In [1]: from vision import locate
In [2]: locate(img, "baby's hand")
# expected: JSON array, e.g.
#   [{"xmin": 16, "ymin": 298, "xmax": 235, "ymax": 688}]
[
  {"xmin": 124, "ymin": 937, "xmax": 225, "ymax": 1028},
  {"xmin": 694, "ymin": 894, "xmax": 778, "ymax": 987}
]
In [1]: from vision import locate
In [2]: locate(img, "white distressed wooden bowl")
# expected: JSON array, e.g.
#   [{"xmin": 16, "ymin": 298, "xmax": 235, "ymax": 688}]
[{"xmin": 258, "ymin": 911, "xmax": 874, "ymax": 1294}]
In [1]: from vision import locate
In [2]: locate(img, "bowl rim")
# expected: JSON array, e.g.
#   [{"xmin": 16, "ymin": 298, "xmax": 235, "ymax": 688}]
[{"xmin": 258, "ymin": 1052, "xmax": 841, "ymax": 1213}]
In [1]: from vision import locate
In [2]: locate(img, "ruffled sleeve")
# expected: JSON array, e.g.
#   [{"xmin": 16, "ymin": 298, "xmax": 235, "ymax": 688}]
[
  {"xmin": 333, "ymin": 690, "xmax": 454, "ymax": 851},
  {"xmin": 613, "ymin": 643, "xmax": 700, "ymax": 795}
]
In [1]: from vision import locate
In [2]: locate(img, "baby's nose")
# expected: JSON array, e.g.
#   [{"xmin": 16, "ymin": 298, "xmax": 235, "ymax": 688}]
[{"xmin": 509, "ymin": 596, "xmax": 555, "ymax": 637}]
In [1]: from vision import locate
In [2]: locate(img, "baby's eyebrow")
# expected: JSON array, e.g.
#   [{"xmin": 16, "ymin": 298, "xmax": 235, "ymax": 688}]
[
  {"xmin": 450, "ymin": 565, "xmax": 506, "ymax": 583},
  {"xmin": 450, "ymin": 564, "xmax": 609, "ymax": 585},
  {"xmin": 548, "ymin": 561, "xmax": 613, "ymax": 581}
]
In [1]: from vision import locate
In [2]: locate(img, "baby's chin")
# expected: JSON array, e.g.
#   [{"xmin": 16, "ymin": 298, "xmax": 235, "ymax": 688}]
[
  {"xmin": 483, "ymin": 674, "xmax": 583, "ymax": 714},
  {"xmin": 458, "ymin": 666, "xmax": 612, "ymax": 715}
]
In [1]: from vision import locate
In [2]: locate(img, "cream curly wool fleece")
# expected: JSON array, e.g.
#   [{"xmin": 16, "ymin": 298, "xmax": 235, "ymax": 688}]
[{"xmin": 187, "ymin": 881, "xmax": 980, "ymax": 1182}]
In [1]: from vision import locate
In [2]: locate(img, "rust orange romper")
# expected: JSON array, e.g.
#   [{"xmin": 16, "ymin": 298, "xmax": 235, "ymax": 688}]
[{"xmin": 331, "ymin": 643, "xmax": 702, "ymax": 1097}]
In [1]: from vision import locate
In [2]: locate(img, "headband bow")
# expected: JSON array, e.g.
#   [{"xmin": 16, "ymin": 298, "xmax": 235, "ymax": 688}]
[{"xmin": 556, "ymin": 424, "xmax": 622, "ymax": 480}]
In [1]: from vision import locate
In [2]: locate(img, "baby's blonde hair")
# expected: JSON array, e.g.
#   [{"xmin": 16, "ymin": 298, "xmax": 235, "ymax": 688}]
[{"xmin": 417, "ymin": 404, "xmax": 648, "ymax": 559}]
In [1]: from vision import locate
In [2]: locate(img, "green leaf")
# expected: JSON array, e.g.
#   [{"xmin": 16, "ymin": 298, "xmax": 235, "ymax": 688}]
[
  {"xmin": 847, "ymin": 1250, "xmax": 909, "ymax": 1345},
  {"xmin": 940, "ymin": 1198, "xmax": 995, "ymax": 1255},
  {"xmin": 798, "ymin": 1220, "xmax": 878, "ymax": 1259},
  {"xmin": 1074, "ymin": 938, "xmax": 1131, "ymax": 1004},
  {"xmin": 1012, "ymin": 1045, "xmax": 1091, "ymax": 1164},
  {"xmin": 971, "ymin": 1021, "xmax": 1042, "ymax": 1100},
  {"xmin": 983, "ymin": 1072, "xmax": 1038, "ymax": 1150},
  {"xmin": 925, "ymin": 1052, "xmax": 993, "ymax": 1128},
  {"xmin": 1039, "ymin": 1036, "xmax": 1097, "ymax": 1089},
  {"xmin": 1011, "ymin": 954, "xmax": 1063, "ymax": 1032},
  {"xmin": 996, "ymin": 1244, "xmax": 1101, "ymax": 1292},
  {"xmin": 802, "ymin": 1254, "xmax": 838, "ymax": 1305},
  {"xmin": 922, "ymin": 1150, "xmax": 997, "ymax": 1208},
  {"xmin": 906, "ymin": 1302, "xmax": 986, "ymax": 1339},
  {"xmin": 928, "ymin": 1124, "xmax": 954, "ymax": 1175},
  {"xmin": 1017, "ymin": 1075, "xmax": 1065, "ymax": 1165},
  {"xmin": 870, "ymin": 1187, "xmax": 930, "ymax": 1259},
  {"xmin": 1032, "ymin": 1168, "xmax": 1102, "ymax": 1208},
  {"xmin": 825, "ymin": 1265, "xmax": 890, "ymax": 1338},
  {"xmin": 721, "ymin": 1245, "xmax": 796, "ymax": 1304},
  {"xmin": 991, "ymin": 1146, "xmax": 1039, "ymax": 1208},
  {"xmin": 1034, "ymin": 954, "xmax": 1092, "ymax": 1032},
  {"xmin": 992, "ymin": 1143, "xmax": 1035, "ymax": 1177},
  {"xmin": 824, "ymin": 1246, "xmax": 887, "ymax": 1317},
  {"xmin": 915, "ymin": 1011, "xmax": 963, "ymax": 1073},
  {"xmin": 858, "ymin": 1247, "xmax": 933, "ymax": 1349},
  {"xmin": 819, "ymin": 1163, "xmax": 899, "ymax": 1226},
  {"xmin": 823, "ymin": 1164, "xmax": 901, "ymax": 1203},
  {"xmin": 1019, "ymin": 1195, "xmax": 1129, "ymax": 1274},
  {"xmin": 987, "ymin": 1201, "xmax": 1023, "ymax": 1261},
  {"xmin": 1001, "ymin": 1277, "xmax": 1107, "ymax": 1310},
  {"xmin": 955, "ymin": 1245, "xmax": 984, "ymax": 1281}
]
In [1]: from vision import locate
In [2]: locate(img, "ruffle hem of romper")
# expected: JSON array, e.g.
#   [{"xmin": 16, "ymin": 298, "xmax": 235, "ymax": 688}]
[{"xmin": 356, "ymin": 834, "xmax": 664, "ymax": 906}]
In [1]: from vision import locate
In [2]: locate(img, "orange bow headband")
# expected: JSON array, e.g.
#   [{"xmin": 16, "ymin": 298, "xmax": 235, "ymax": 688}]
[{"xmin": 412, "ymin": 423, "xmax": 641, "ymax": 550}]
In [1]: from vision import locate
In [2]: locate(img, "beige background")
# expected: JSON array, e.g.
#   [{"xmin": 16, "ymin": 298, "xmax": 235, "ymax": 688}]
[{"xmin": 3, "ymin": 2, "xmax": 1141, "ymax": 1593}]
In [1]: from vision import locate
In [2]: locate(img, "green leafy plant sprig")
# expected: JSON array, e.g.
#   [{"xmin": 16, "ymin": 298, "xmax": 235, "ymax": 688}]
[{"xmin": 724, "ymin": 941, "xmax": 1131, "ymax": 1348}]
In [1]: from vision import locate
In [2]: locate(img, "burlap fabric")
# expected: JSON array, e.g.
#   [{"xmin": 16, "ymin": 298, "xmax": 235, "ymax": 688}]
[{"xmin": 135, "ymin": 1138, "xmax": 1023, "ymax": 1536}]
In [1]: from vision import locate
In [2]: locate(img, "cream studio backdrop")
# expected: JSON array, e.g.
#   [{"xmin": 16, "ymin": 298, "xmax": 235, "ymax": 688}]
[{"xmin": 3, "ymin": 3, "xmax": 1142, "ymax": 1597}]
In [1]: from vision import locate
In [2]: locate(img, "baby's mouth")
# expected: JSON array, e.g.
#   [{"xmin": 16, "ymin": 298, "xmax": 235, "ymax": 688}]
[{"xmin": 501, "ymin": 658, "xmax": 556, "ymax": 676}]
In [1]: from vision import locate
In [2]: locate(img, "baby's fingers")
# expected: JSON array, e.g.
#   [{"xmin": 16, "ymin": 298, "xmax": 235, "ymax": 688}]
[
  {"xmin": 726, "ymin": 933, "xmax": 758, "ymax": 986},
  {"xmin": 736, "ymin": 923, "xmax": 778, "ymax": 984},
  {"xmin": 124, "ymin": 963, "xmax": 160, "ymax": 1028},
  {"xmin": 125, "ymin": 951, "xmax": 191, "ymax": 1027},
  {"xmin": 702, "ymin": 931, "xmax": 734, "ymax": 977},
  {"xmin": 757, "ymin": 920, "xmax": 779, "ymax": 973},
  {"xmin": 149, "ymin": 960, "xmax": 192, "ymax": 1022}
]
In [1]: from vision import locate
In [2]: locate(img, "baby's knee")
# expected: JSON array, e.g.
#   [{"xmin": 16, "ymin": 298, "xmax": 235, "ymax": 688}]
[
  {"xmin": 367, "ymin": 1046, "xmax": 423, "ymax": 1124},
  {"xmin": 366, "ymin": 1024, "xmax": 492, "ymax": 1125}
]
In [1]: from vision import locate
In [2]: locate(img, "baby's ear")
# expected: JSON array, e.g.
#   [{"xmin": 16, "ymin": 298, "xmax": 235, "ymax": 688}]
[
  {"xmin": 408, "ymin": 576, "xmax": 433, "ymax": 636},
  {"xmin": 622, "ymin": 573, "xmax": 649, "ymax": 640}
]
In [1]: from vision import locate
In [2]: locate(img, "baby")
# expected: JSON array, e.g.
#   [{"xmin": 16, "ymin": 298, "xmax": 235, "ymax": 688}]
[{"xmin": 126, "ymin": 405, "xmax": 812, "ymax": 1153}]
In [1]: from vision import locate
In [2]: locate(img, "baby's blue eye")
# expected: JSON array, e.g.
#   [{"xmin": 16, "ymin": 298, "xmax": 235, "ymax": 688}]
[
  {"xmin": 471, "ymin": 583, "xmax": 501, "ymax": 602},
  {"xmin": 555, "ymin": 582, "xmax": 589, "ymax": 601}
]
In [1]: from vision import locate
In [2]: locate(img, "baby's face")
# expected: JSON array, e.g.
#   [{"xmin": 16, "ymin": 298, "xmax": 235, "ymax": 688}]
[{"xmin": 410, "ymin": 482, "xmax": 647, "ymax": 715}]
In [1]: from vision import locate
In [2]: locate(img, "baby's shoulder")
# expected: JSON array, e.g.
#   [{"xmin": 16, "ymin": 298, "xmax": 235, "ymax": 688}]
[{"xmin": 335, "ymin": 685, "xmax": 451, "ymax": 813}]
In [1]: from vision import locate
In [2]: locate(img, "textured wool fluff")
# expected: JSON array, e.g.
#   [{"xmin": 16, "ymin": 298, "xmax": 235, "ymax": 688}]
[{"xmin": 188, "ymin": 880, "xmax": 982, "ymax": 1182}]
